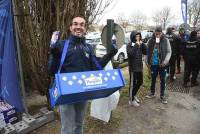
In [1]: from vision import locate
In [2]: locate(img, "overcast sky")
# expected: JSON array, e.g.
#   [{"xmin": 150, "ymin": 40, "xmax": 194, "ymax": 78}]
[{"xmin": 99, "ymin": 0, "xmax": 184, "ymax": 25}]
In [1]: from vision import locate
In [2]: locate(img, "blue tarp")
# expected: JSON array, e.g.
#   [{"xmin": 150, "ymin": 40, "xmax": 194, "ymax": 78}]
[{"xmin": 0, "ymin": 0, "xmax": 24, "ymax": 112}]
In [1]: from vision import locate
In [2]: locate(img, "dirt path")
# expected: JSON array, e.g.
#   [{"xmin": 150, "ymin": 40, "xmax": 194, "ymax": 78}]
[{"xmin": 115, "ymin": 69, "xmax": 200, "ymax": 134}]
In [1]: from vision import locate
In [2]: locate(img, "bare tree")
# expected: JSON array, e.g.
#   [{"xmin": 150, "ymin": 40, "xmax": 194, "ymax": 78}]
[
  {"xmin": 116, "ymin": 12, "xmax": 129, "ymax": 31},
  {"xmin": 188, "ymin": 0, "xmax": 200, "ymax": 26},
  {"xmin": 85, "ymin": 0, "xmax": 114, "ymax": 25},
  {"xmin": 12, "ymin": 0, "xmax": 113, "ymax": 104},
  {"xmin": 152, "ymin": 7, "xmax": 174, "ymax": 29},
  {"xmin": 152, "ymin": 11, "xmax": 163, "ymax": 26},
  {"xmin": 129, "ymin": 10, "xmax": 147, "ymax": 31}
]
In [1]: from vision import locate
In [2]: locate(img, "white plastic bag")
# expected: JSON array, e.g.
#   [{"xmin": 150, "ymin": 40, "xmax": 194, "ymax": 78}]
[{"xmin": 90, "ymin": 61, "xmax": 120, "ymax": 122}]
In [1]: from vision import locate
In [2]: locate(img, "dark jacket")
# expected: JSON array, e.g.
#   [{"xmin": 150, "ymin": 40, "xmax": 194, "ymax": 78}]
[
  {"xmin": 183, "ymin": 31, "xmax": 200, "ymax": 62},
  {"xmin": 127, "ymin": 42, "xmax": 147, "ymax": 72},
  {"xmin": 48, "ymin": 35, "xmax": 117, "ymax": 76},
  {"xmin": 145, "ymin": 34, "xmax": 172, "ymax": 66},
  {"xmin": 165, "ymin": 33, "xmax": 180, "ymax": 56}
]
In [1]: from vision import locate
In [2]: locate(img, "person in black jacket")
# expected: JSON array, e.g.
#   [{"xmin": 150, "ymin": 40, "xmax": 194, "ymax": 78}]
[
  {"xmin": 183, "ymin": 31, "xmax": 200, "ymax": 87},
  {"xmin": 165, "ymin": 27, "xmax": 180, "ymax": 82},
  {"xmin": 48, "ymin": 16, "xmax": 118, "ymax": 134},
  {"xmin": 127, "ymin": 32, "xmax": 147, "ymax": 107}
]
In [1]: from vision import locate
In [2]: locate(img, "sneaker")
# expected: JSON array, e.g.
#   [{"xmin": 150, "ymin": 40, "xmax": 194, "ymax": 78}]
[
  {"xmin": 160, "ymin": 96, "xmax": 168, "ymax": 104},
  {"xmin": 134, "ymin": 96, "xmax": 140, "ymax": 103},
  {"xmin": 145, "ymin": 94, "xmax": 155, "ymax": 99},
  {"xmin": 129, "ymin": 100, "xmax": 133, "ymax": 105},
  {"xmin": 132, "ymin": 100, "xmax": 140, "ymax": 107}
]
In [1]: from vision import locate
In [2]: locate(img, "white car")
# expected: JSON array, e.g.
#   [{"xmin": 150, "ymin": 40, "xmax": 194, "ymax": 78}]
[{"xmin": 86, "ymin": 36, "xmax": 130, "ymax": 64}]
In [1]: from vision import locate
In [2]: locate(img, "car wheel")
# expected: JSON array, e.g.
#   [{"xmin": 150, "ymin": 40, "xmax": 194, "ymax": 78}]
[{"xmin": 118, "ymin": 53, "xmax": 125, "ymax": 64}]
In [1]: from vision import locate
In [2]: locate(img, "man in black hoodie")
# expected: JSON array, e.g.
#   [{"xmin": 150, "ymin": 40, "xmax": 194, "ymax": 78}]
[
  {"xmin": 48, "ymin": 16, "xmax": 118, "ymax": 134},
  {"xmin": 183, "ymin": 31, "xmax": 200, "ymax": 87},
  {"xmin": 127, "ymin": 32, "xmax": 147, "ymax": 107}
]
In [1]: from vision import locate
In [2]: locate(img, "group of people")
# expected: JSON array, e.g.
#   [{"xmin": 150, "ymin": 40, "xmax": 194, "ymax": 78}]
[
  {"xmin": 127, "ymin": 26, "xmax": 200, "ymax": 107},
  {"xmin": 48, "ymin": 15, "xmax": 200, "ymax": 134}
]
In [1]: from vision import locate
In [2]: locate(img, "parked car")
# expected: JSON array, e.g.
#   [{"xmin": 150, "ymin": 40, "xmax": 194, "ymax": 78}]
[
  {"xmin": 86, "ymin": 34, "xmax": 130, "ymax": 64},
  {"xmin": 141, "ymin": 30, "xmax": 153, "ymax": 43},
  {"xmin": 113, "ymin": 37, "xmax": 130, "ymax": 64}
]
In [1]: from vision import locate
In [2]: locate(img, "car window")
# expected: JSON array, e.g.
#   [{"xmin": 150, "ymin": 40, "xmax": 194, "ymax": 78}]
[{"xmin": 96, "ymin": 38, "xmax": 101, "ymax": 42}]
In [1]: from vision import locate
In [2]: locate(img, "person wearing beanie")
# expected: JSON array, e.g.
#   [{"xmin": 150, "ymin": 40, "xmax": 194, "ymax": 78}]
[
  {"xmin": 182, "ymin": 31, "xmax": 200, "ymax": 87},
  {"xmin": 127, "ymin": 32, "xmax": 147, "ymax": 107},
  {"xmin": 145, "ymin": 26, "xmax": 172, "ymax": 104}
]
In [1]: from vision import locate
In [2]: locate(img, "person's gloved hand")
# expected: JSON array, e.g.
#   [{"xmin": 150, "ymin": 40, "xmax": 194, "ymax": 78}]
[
  {"xmin": 109, "ymin": 42, "xmax": 118, "ymax": 56},
  {"xmin": 50, "ymin": 31, "xmax": 60, "ymax": 47}
]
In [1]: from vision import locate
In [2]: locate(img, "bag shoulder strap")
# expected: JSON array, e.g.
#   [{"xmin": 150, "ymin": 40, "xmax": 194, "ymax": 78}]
[{"xmin": 58, "ymin": 40, "xmax": 69, "ymax": 73}]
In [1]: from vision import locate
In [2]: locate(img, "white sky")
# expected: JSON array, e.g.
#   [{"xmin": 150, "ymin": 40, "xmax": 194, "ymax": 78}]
[{"xmin": 99, "ymin": 0, "xmax": 184, "ymax": 25}]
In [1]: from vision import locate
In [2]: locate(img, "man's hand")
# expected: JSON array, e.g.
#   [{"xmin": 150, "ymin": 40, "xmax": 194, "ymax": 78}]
[
  {"xmin": 136, "ymin": 40, "xmax": 143, "ymax": 45},
  {"xmin": 50, "ymin": 31, "xmax": 60, "ymax": 46},
  {"xmin": 160, "ymin": 63, "xmax": 165, "ymax": 68},
  {"xmin": 110, "ymin": 43, "xmax": 118, "ymax": 55}
]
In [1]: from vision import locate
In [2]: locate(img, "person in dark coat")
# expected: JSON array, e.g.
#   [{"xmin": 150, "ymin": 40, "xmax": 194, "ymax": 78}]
[
  {"xmin": 176, "ymin": 28, "xmax": 189, "ymax": 74},
  {"xmin": 183, "ymin": 31, "xmax": 200, "ymax": 87},
  {"xmin": 127, "ymin": 32, "xmax": 147, "ymax": 107},
  {"xmin": 165, "ymin": 27, "xmax": 180, "ymax": 82}
]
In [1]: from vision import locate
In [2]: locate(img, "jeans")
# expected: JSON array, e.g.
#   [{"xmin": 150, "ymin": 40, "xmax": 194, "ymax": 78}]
[
  {"xmin": 150, "ymin": 65, "xmax": 167, "ymax": 98},
  {"xmin": 176, "ymin": 55, "xmax": 181, "ymax": 70},
  {"xmin": 59, "ymin": 102, "xmax": 87, "ymax": 134}
]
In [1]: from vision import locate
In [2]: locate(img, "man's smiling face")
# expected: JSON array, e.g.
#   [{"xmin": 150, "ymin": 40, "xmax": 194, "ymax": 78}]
[{"xmin": 70, "ymin": 17, "xmax": 86, "ymax": 37}]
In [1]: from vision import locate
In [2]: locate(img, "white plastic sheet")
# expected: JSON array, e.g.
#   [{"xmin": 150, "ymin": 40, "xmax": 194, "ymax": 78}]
[{"xmin": 90, "ymin": 61, "xmax": 120, "ymax": 122}]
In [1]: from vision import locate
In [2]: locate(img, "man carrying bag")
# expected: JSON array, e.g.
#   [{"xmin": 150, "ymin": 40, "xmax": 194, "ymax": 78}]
[{"xmin": 48, "ymin": 16, "xmax": 118, "ymax": 134}]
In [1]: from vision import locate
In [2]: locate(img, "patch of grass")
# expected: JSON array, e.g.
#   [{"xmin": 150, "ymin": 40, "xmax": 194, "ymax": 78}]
[
  {"xmin": 85, "ymin": 103, "xmax": 121, "ymax": 134},
  {"xmin": 143, "ymin": 66, "xmax": 151, "ymax": 90}
]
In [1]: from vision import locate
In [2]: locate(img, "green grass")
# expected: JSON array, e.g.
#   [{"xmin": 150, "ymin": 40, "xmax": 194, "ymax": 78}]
[{"xmin": 142, "ymin": 66, "xmax": 151, "ymax": 90}]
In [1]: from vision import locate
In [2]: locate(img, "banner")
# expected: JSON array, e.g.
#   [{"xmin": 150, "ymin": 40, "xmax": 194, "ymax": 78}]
[
  {"xmin": 181, "ymin": 0, "xmax": 187, "ymax": 24},
  {"xmin": 0, "ymin": 0, "xmax": 24, "ymax": 112}
]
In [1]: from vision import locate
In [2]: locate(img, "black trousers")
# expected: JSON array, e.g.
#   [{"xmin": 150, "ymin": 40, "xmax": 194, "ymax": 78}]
[
  {"xmin": 129, "ymin": 71, "xmax": 143, "ymax": 101},
  {"xmin": 177, "ymin": 55, "xmax": 181, "ymax": 70},
  {"xmin": 169, "ymin": 55, "xmax": 177, "ymax": 79},
  {"xmin": 184, "ymin": 60, "xmax": 198, "ymax": 84}
]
